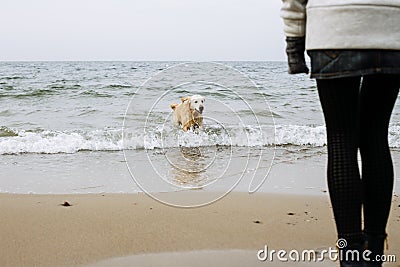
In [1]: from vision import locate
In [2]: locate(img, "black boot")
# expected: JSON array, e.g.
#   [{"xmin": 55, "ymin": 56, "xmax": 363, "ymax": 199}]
[
  {"xmin": 364, "ymin": 232, "xmax": 387, "ymax": 267},
  {"xmin": 336, "ymin": 235, "xmax": 365, "ymax": 267},
  {"xmin": 339, "ymin": 243, "xmax": 365, "ymax": 267}
]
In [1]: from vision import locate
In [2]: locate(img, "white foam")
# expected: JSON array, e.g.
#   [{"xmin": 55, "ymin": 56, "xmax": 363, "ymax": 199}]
[
  {"xmin": 2, "ymin": 124, "xmax": 400, "ymax": 154},
  {"xmin": 0, "ymin": 129, "xmax": 123, "ymax": 154},
  {"xmin": 389, "ymin": 124, "xmax": 400, "ymax": 148},
  {"xmin": 275, "ymin": 125, "xmax": 326, "ymax": 146}
]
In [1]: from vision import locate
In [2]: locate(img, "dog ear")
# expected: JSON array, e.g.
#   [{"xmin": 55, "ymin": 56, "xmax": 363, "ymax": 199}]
[
  {"xmin": 181, "ymin": 96, "xmax": 190, "ymax": 103},
  {"xmin": 170, "ymin": 103, "xmax": 178, "ymax": 110}
]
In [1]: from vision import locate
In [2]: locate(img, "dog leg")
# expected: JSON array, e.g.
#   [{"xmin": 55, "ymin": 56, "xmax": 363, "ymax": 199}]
[{"xmin": 182, "ymin": 119, "xmax": 195, "ymax": 132}]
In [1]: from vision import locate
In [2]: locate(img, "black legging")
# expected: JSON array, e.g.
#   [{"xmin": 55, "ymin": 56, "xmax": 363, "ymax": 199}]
[{"xmin": 317, "ymin": 74, "xmax": 400, "ymax": 242}]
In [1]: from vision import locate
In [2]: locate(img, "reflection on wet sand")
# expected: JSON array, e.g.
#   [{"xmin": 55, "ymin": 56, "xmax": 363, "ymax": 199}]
[
  {"xmin": 166, "ymin": 147, "xmax": 210, "ymax": 188},
  {"xmin": 165, "ymin": 146, "xmax": 225, "ymax": 189}
]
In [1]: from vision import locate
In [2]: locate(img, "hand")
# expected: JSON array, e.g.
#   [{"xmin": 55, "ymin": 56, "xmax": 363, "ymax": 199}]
[{"xmin": 285, "ymin": 37, "xmax": 309, "ymax": 74}]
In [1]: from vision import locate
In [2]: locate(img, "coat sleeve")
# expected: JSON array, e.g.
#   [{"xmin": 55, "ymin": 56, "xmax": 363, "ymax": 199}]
[{"xmin": 280, "ymin": 0, "xmax": 307, "ymax": 37}]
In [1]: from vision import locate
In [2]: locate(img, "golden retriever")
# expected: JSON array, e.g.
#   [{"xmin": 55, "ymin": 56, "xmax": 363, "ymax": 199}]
[{"xmin": 170, "ymin": 95, "xmax": 205, "ymax": 131}]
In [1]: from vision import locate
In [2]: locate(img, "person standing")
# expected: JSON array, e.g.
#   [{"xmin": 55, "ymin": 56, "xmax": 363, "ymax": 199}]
[{"xmin": 280, "ymin": 0, "xmax": 400, "ymax": 266}]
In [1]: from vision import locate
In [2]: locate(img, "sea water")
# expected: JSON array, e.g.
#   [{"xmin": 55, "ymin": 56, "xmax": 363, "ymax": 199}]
[{"xmin": 1, "ymin": 61, "xmax": 399, "ymax": 195}]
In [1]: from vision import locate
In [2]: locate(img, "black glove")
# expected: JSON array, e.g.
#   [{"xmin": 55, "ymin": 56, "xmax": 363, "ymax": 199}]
[{"xmin": 285, "ymin": 36, "xmax": 309, "ymax": 74}]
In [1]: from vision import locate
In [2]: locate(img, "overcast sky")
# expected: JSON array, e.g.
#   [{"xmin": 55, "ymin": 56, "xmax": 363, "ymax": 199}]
[{"xmin": 0, "ymin": 0, "xmax": 286, "ymax": 61}]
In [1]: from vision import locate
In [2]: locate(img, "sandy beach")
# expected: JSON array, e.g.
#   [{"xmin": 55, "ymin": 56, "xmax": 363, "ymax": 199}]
[{"xmin": 1, "ymin": 192, "xmax": 399, "ymax": 267}]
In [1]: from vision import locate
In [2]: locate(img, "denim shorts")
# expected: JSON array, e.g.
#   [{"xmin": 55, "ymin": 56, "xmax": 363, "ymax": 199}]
[{"xmin": 307, "ymin": 50, "xmax": 400, "ymax": 79}]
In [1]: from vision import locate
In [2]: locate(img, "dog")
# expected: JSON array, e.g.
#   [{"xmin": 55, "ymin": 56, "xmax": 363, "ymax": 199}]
[{"xmin": 170, "ymin": 95, "xmax": 205, "ymax": 131}]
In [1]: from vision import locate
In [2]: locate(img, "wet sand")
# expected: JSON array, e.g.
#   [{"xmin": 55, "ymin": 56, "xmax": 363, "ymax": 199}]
[{"xmin": 1, "ymin": 192, "xmax": 399, "ymax": 267}]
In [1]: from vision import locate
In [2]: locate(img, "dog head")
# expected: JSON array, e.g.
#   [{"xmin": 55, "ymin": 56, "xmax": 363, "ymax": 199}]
[{"xmin": 188, "ymin": 95, "xmax": 205, "ymax": 114}]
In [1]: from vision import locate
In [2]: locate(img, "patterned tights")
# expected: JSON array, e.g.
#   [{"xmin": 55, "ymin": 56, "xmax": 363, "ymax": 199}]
[{"xmin": 317, "ymin": 74, "xmax": 400, "ymax": 243}]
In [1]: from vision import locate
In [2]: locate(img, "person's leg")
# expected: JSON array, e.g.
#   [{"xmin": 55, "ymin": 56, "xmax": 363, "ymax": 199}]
[
  {"xmin": 317, "ymin": 76, "xmax": 363, "ymax": 243},
  {"xmin": 359, "ymin": 74, "xmax": 400, "ymax": 265},
  {"xmin": 360, "ymin": 74, "xmax": 399, "ymax": 233}
]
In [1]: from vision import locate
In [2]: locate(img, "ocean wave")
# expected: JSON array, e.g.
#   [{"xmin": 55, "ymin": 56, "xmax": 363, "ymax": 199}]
[
  {"xmin": 275, "ymin": 125, "xmax": 326, "ymax": 146},
  {"xmin": 103, "ymin": 84, "xmax": 133, "ymax": 89},
  {"xmin": 79, "ymin": 90, "xmax": 113, "ymax": 98},
  {"xmin": 0, "ymin": 128, "xmax": 122, "ymax": 154},
  {"xmin": 2, "ymin": 124, "xmax": 400, "ymax": 155},
  {"xmin": 0, "ymin": 88, "xmax": 59, "ymax": 98},
  {"xmin": 0, "ymin": 126, "xmax": 18, "ymax": 137},
  {"xmin": 0, "ymin": 110, "xmax": 12, "ymax": 117},
  {"xmin": 0, "ymin": 76, "xmax": 24, "ymax": 80},
  {"xmin": 388, "ymin": 125, "xmax": 400, "ymax": 148}
]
